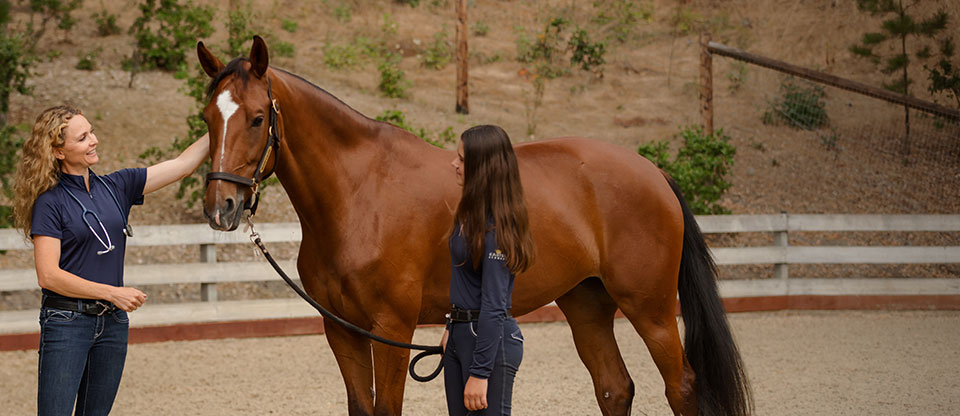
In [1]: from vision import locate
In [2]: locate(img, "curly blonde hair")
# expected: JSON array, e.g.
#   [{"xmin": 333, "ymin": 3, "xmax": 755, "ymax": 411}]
[{"xmin": 12, "ymin": 105, "xmax": 82, "ymax": 240}]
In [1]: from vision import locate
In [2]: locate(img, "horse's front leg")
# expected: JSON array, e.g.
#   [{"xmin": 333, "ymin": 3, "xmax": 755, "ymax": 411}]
[
  {"xmin": 371, "ymin": 316, "xmax": 418, "ymax": 415},
  {"xmin": 325, "ymin": 320, "xmax": 376, "ymax": 416}
]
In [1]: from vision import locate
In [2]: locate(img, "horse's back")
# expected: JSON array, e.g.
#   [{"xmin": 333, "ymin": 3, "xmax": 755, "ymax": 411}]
[{"xmin": 516, "ymin": 137, "xmax": 681, "ymax": 225}]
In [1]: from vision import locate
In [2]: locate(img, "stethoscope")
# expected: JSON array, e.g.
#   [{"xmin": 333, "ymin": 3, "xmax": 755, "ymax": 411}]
[{"xmin": 61, "ymin": 173, "xmax": 133, "ymax": 255}]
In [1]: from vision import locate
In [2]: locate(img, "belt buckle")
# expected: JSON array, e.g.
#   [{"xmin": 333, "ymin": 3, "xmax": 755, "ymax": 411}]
[{"xmin": 94, "ymin": 301, "xmax": 111, "ymax": 316}]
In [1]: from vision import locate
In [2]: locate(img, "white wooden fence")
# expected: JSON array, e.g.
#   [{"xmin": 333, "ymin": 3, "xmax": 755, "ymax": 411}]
[{"xmin": 1, "ymin": 215, "xmax": 958, "ymax": 335}]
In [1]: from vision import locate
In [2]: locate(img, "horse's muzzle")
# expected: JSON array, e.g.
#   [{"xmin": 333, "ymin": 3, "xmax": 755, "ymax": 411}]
[{"xmin": 204, "ymin": 195, "xmax": 244, "ymax": 231}]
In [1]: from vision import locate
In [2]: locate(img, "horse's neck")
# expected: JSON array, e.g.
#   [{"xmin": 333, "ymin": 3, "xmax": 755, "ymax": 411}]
[{"xmin": 270, "ymin": 71, "xmax": 431, "ymax": 234}]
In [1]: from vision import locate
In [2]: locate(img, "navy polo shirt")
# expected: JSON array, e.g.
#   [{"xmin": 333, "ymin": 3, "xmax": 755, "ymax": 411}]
[
  {"xmin": 448, "ymin": 222, "xmax": 515, "ymax": 379},
  {"xmin": 31, "ymin": 168, "xmax": 147, "ymax": 296}
]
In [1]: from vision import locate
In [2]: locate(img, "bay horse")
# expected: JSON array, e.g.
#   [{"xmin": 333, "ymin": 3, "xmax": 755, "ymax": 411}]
[{"xmin": 197, "ymin": 36, "xmax": 751, "ymax": 416}]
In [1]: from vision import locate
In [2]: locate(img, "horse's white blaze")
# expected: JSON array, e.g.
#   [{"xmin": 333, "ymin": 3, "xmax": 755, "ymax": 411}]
[{"xmin": 216, "ymin": 90, "xmax": 239, "ymax": 171}]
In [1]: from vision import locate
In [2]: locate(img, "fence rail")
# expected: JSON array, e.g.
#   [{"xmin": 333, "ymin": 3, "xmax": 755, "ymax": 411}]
[{"xmin": 1, "ymin": 215, "xmax": 958, "ymax": 336}]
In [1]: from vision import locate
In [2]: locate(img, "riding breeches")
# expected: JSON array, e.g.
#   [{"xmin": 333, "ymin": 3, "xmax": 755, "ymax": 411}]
[{"xmin": 443, "ymin": 318, "xmax": 524, "ymax": 416}]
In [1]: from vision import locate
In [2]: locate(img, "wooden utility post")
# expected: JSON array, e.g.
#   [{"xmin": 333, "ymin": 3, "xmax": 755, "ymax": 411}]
[
  {"xmin": 699, "ymin": 32, "xmax": 713, "ymax": 135},
  {"xmin": 455, "ymin": 0, "xmax": 469, "ymax": 114}
]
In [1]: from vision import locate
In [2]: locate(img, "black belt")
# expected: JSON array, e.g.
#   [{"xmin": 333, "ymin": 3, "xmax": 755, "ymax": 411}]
[
  {"xmin": 447, "ymin": 306, "xmax": 512, "ymax": 323},
  {"xmin": 43, "ymin": 296, "xmax": 116, "ymax": 316}
]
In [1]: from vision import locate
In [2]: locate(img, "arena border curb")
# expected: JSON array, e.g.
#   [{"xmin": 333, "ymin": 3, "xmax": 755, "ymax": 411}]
[{"xmin": 2, "ymin": 295, "xmax": 958, "ymax": 352}]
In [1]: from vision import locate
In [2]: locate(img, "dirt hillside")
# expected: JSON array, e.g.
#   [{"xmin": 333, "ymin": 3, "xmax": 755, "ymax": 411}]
[
  {"xmin": 1, "ymin": 1, "xmax": 958, "ymax": 293},
  {"xmin": 7, "ymin": 0, "xmax": 959, "ymax": 223}
]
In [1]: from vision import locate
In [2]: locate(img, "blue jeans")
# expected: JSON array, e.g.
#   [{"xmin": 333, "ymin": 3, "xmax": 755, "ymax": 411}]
[
  {"xmin": 443, "ymin": 318, "xmax": 523, "ymax": 416},
  {"xmin": 37, "ymin": 305, "xmax": 129, "ymax": 416}
]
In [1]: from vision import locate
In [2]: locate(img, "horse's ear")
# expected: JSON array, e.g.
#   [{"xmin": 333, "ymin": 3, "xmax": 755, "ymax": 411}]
[
  {"xmin": 249, "ymin": 35, "xmax": 269, "ymax": 79},
  {"xmin": 197, "ymin": 41, "xmax": 223, "ymax": 78}
]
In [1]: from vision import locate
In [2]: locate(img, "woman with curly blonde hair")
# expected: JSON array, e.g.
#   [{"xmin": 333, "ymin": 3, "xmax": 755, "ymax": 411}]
[{"xmin": 13, "ymin": 105, "xmax": 209, "ymax": 415}]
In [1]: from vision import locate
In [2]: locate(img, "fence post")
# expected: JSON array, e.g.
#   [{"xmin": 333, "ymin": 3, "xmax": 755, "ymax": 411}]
[
  {"xmin": 699, "ymin": 32, "xmax": 713, "ymax": 135},
  {"xmin": 200, "ymin": 244, "xmax": 217, "ymax": 302},
  {"xmin": 774, "ymin": 212, "xmax": 788, "ymax": 280},
  {"xmin": 455, "ymin": 0, "xmax": 469, "ymax": 114}
]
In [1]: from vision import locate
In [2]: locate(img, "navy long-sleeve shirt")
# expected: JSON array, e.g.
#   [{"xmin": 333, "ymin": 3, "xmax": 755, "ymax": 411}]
[{"xmin": 448, "ymin": 222, "xmax": 515, "ymax": 379}]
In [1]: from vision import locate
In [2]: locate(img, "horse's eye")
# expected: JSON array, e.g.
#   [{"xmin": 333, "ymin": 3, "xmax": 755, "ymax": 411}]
[{"xmin": 252, "ymin": 116, "xmax": 264, "ymax": 128}]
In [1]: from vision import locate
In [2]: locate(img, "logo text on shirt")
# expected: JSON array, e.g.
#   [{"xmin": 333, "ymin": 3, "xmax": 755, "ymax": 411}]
[{"xmin": 488, "ymin": 249, "xmax": 506, "ymax": 262}]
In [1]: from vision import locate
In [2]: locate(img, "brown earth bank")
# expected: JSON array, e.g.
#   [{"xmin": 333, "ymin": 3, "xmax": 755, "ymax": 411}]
[
  {"xmin": 2, "ymin": 310, "xmax": 959, "ymax": 415},
  {"xmin": 1, "ymin": 6, "xmax": 958, "ymax": 303}
]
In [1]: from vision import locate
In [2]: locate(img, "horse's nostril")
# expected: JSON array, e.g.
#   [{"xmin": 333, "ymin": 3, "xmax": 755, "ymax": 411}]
[{"xmin": 224, "ymin": 196, "xmax": 235, "ymax": 214}]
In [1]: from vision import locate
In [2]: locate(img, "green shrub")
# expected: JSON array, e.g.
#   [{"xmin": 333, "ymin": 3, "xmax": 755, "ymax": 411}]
[
  {"xmin": 763, "ymin": 77, "xmax": 829, "ymax": 130},
  {"xmin": 375, "ymin": 109, "xmax": 455, "ymax": 148},
  {"xmin": 668, "ymin": 6, "xmax": 702, "ymax": 36},
  {"xmin": 0, "ymin": 32, "xmax": 32, "ymax": 117},
  {"xmin": 381, "ymin": 12, "xmax": 397, "ymax": 36},
  {"xmin": 75, "ymin": 48, "xmax": 100, "ymax": 70},
  {"xmin": 515, "ymin": 18, "xmax": 568, "ymax": 64},
  {"xmin": 128, "ymin": 0, "xmax": 214, "ymax": 71},
  {"xmin": 281, "ymin": 19, "xmax": 298, "ymax": 33},
  {"xmin": 593, "ymin": 0, "xmax": 652, "ymax": 42},
  {"xmin": 421, "ymin": 27, "xmax": 451, "ymax": 70},
  {"xmin": 29, "ymin": 0, "xmax": 82, "ymax": 32},
  {"xmin": 333, "ymin": 3, "xmax": 351, "ymax": 23},
  {"xmin": 225, "ymin": 2, "xmax": 256, "ymax": 58},
  {"xmin": 0, "ymin": 123, "xmax": 24, "ymax": 227},
  {"xmin": 272, "ymin": 40, "xmax": 295, "ymax": 58},
  {"xmin": 378, "ymin": 53, "xmax": 409, "ymax": 98},
  {"xmin": 395, "ymin": 0, "xmax": 419, "ymax": 7},
  {"xmin": 323, "ymin": 37, "xmax": 383, "ymax": 70},
  {"xmin": 726, "ymin": 61, "xmax": 748, "ymax": 94},
  {"xmin": 638, "ymin": 126, "xmax": 736, "ymax": 215},
  {"xmin": 92, "ymin": 8, "xmax": 121, "ymax": 36},
  {"xmin": 323, "ymin": 43, "xmax": 360, "ymax": 69},
  {"xmin": 568, "ymin": 29, "xmax": 605, "ymax": 74},
  {"xmin": 472, "ymin": 21, "xmax": 489, "ymax": 37}
]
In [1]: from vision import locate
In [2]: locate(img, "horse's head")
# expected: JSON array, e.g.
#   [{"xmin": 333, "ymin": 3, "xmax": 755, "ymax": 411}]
[{"xmin": 197, "ymin": 35, "xmax": 279, "ymax": 231}]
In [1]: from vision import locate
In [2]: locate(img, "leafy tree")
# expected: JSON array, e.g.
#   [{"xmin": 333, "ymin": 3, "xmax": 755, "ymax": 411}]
[
  {"xmin": 638, "ymin": 126, "xmax": 736, "ymax": 215},
  {"xmin": 127, "ymin": 0, "xmax": 214, "ymax": 73},
  {"xmin": 925, "ymin": 36, "xmax": 960, "ymax": 109},
  {"xmin": 225, "ymin": 0, "xmax": 256, "ymax": 58},
  {"xmin": 0, "ymin": 0, "xmax": 32, "ymax": 226},
  {"xmin": 25, "ymin": 0, "xmax": 83, "ymax": 41},
  {"xmin": 850, "ymin": 0, "xmax": 949, "ymax": 153}
]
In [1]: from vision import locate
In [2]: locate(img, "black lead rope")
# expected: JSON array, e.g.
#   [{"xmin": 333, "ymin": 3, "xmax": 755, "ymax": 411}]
[{"xmin": 248, "ymin": 223, "xmax": 444, "ymax": 383}]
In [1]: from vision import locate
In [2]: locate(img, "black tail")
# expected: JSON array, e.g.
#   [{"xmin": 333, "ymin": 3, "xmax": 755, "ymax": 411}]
[{"xmin": 666, "ymin": 175, "xmax": 753, "ymax": 416}]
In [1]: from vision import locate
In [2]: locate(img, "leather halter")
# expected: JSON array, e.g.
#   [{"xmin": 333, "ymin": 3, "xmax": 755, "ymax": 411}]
[{"xmin": 205, "ymin": 77, "xmax": 281, "ymax": 217}]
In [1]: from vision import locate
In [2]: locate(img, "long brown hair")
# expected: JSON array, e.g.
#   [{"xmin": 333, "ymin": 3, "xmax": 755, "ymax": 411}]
[
  {"xmin": 454, "ymin": 125, "xmax": 535, "ymax": 274},
  {"xmin": 12, "ymin": 105, "xmax": 82, "ymax": 239}
]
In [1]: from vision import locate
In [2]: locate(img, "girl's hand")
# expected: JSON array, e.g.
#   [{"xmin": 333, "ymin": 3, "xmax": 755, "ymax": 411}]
[
  {"xmin": 441, "ymin": 329, "xmax": 449, "ymax": 352},
  {"xmin": 463, "ymin": 376, "xmax": 488, "ymax": 411}
]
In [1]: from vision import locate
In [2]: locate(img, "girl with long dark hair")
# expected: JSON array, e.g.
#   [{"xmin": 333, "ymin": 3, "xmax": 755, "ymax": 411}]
[{"xmin": 441, "ymin": 125, "xmax": 535, "ymax": 415}]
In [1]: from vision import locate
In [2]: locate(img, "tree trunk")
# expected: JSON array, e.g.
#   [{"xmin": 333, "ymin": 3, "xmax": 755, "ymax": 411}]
[{"xmin": 455, "ymin": 0, "xmax": 469, "ymax": 114}]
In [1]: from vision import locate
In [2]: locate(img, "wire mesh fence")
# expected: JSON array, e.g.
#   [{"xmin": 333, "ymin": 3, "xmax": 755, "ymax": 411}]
[
  {"xmin": 702, "ymin": 45, "xmax": 959, "ymax": 280},
  {"xmin": 708, "ymin": 51, "xmax": 959, "ymax": 215}
]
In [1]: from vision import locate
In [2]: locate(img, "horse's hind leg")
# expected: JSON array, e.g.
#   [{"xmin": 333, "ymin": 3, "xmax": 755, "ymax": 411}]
[
  {"xmin": 556, "ymin": 277, "xmax": 635, "ymax": 415},
  {"xmin": 603, "ymin": 263, "xmax": 697, "ymax": 415},
  {"xmin": 325, "ymin": 322, "xmax": 376, "ymax": 416}
]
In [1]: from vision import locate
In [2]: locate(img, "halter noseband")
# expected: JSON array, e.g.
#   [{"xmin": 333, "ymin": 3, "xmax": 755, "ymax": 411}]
[{"xmin": 205, "ymin": 77, "xmax": 282, "ymax": 217}]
